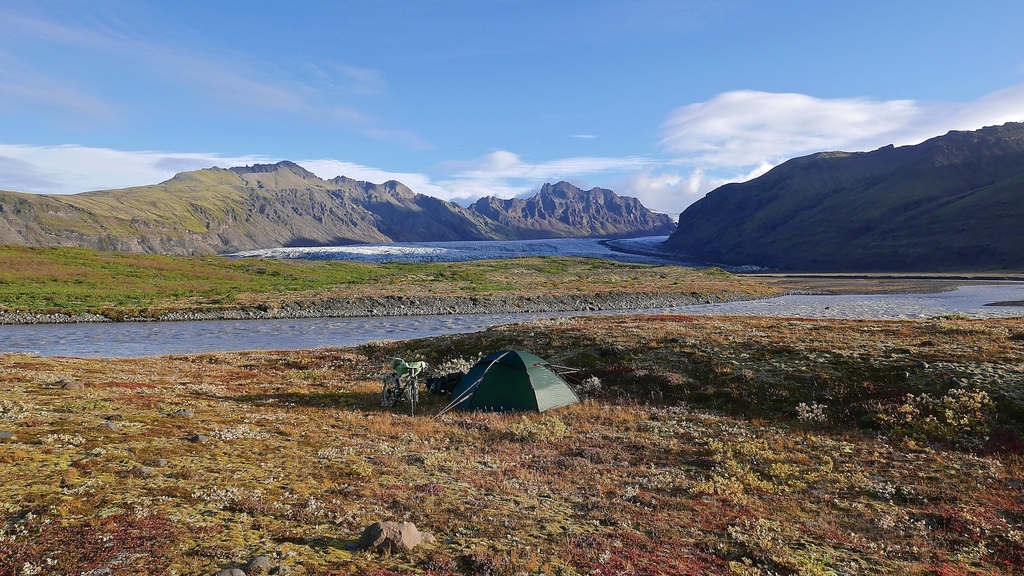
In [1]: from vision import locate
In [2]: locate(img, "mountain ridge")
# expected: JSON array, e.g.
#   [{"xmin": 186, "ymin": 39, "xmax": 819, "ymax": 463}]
[
  {"xmin": 471, "ymin": 181, "xmax": 675, "ymax": 239},
  {"xmin": 0, "ymin": 162, "xmax": 674, "ymax": 255},
  {"xmin": 664, "ymin": 122, "xmax": 1024, "ymax": 271}
]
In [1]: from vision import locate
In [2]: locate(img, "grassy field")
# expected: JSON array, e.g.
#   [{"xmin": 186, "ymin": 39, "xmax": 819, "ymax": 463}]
[
  {"xmin": 0, "ymin": 246, "xmax": 775, "ymax": 318},
  {"xmin": 2, "ymin": 314, "xmax": 1024, "ymax": 574}
]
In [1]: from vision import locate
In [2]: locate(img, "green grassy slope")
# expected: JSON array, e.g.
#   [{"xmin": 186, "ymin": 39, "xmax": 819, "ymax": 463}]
[
  {"xmin": 0, "ymin": 164, "xmax": 493, "ymax": 254},
  {"xmin": 665, "ymin": 122, "xmax": 1024, "ymax": 271},
  {"xmin": 0, "ymin": 245, "xmax": 767, "ymax": 317},
  {"xmin": 0, "ymin": 245, "xmax": 383, "ymax": 313}
]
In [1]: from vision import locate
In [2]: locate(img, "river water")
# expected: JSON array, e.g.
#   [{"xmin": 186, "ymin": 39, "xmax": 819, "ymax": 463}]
[{"xmin": 1, "ymin": 284, "xmax": 1021, "ymax": 358}]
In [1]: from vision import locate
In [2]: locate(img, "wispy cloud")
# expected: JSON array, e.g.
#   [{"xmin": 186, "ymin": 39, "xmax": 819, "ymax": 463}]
[
  {"xmin": 0, "ymin": 9, "xmax": 421, "ymax": 145},
  {"xmin": 616, "ymin": 163, "xmax": 774, "ymax": 214},
  {"xmin": 0, "ymin": 144, "xmax": 269, "ymax": 194},
  {"xmin": 0, "ymin": 144, "xmax": 453, "ymax": 197},
  {"xmin": 661, "ymin": 83, "xmax": 1024, "ymax": 171},
  {"xmin": 614, "ymin": 169, "xmax": 700, "ymax": 214},
  {"xmin": 445, "ymin": 151, "xmax": 649, "ymax": 180},
  {"xmin": 0, "ymin": 144, "xmax": 656, "ymax": 211},
  {"xmin": 433, "ymin": 151, "xmax": 652, "ymax": 201},
  {"xmin": 570, "ymin": 134, "xmax": 597, "ymax": 139},
  {"xmin": 302, "ymin": 63, "xmax": 386, "ymax": 97},
  {"xmin": 933, "ymin": 82, "xmax": 1024, "ymax": 138},
  {"xmin": 661, "ymin": 90, "xmax": 920, "ymax": 168},
  {"xmin": 298, "ymin": 159, "xmax": 453, "ymax": 199},
  {"xmin": 334, "ymin": 65, "xmax": 387, "ymax": 97},
  {"xmin": 0, "ymin": 155, "xmax": 63, "ymax": 192},
  {"xmin": 0, "ymin": 48, "xmax": 112, "ymax": 121}
]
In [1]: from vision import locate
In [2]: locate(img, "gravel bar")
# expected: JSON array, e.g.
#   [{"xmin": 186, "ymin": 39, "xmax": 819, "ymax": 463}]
[{"xmin": 0, "ymin": 291, "xmax": 764, "ymax": 325}]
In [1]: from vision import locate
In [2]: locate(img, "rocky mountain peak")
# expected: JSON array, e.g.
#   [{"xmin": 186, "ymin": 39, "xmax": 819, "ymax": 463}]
[
  {"xmin": 467, "ymin": 181, "xmax": 674, "ymax": 239},
  {"xmin": 229, "ymin": 161, "xmax": 319, "ymax": 181},
  {"xmin": 378, "ymin": 180, "xmax": 416, "ymax": 199},
  {"xmin": 540, "ymin": 181, "xmax": 583, "ymax": 198}
]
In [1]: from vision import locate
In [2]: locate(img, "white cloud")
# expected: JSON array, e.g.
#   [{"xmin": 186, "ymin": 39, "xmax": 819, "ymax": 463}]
[
  {"xmin": 0, "ymin": 144, "xmax": 269, "ymax": 194},
  {"xmin": 930, "ymin": 82, "xmax": 1024, "ymax": 139},
  {"xmin": 298, "ymin": 159, "xmax": 453, "ymax": 199},
  {"xmin": 615, "ymin": 165, "xmax": 772, "ymax": 214},
  {"xmin": 299, "ymin": 153, "xmax": 610, "ymax": 203},
  {"xmin": 0, "ymin": 145, "xmax": 651, "ymax": 210},
  {"xmin": 661, "ymin": 83, "xmax": 1024, "ymax": 172},
  {"xmin": 570, "ymin": 134, "xmax": 597, "ymax": 139},
  {"xmin": 661, "ymin": 90, "xmax": 920, "ymax": 168},
  {"xmin": 446, "ymin": 151, "xmax": 649, "ymax": 181},
  {"xmin": 0, "ymin": 155, "xmax": 61, "ymax": 192},
  {"xmin": 435, "ymin": 177, "xmax": 532, "ymax": 202},
  {"xmin": 0, "ymin": 145, "xmax": 447, "ymax": 197},
  {"xmin": 615, "ymin": 169, "xmax": 698, "ymax": 214},
  {"xmin": 434, "ymin": 150, "xmax": 653, "ymax": 202}
]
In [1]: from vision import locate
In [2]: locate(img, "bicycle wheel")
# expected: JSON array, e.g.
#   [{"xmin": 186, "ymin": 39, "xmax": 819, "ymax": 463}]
[
  {"xmin": 381, "ymin": 373, "xmax": 400, "ymax": 407},
  {"xmin": 407, "ymin": 377, "xmax": 418, "ymax": 416}
]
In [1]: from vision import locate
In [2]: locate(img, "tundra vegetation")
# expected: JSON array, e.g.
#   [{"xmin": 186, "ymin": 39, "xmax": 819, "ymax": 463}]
[
  {"xmin": 0, "ymin": 247, "xmax": 772, "ymax": 319},
  {"xmin": 2, "ymin": 314, "xmax": 1024, "ymax": 574}
]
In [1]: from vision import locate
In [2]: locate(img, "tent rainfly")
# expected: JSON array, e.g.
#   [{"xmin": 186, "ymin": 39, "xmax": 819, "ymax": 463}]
[{"xmin": 446, "ymin": 350, "xmax": 580, "ymax": 413}]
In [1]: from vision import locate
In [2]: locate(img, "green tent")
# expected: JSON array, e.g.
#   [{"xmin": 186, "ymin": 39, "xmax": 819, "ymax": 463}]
[{"xmin": 447, "ymin": 350, "xmax": 580, "ymax": 413}]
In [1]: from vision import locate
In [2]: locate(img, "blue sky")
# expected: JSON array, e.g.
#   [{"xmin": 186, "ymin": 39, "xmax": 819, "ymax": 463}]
[{"xmin": 2, "ymin": 1, "xmax": 1024, "ymax": 213}]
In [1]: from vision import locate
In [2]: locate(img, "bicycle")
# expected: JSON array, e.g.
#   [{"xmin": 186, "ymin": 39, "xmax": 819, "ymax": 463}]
[{"xmin": 382, "ymin": 358, "xmax": 426, "ymax": 416}]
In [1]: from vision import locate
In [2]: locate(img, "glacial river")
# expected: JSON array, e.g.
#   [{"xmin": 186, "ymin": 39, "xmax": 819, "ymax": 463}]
[{"xmin": 0, "ymin": 284, "xmax": 1021, "ymax": 358}]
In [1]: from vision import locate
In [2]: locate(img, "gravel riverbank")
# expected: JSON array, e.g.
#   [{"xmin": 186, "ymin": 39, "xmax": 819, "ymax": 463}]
[{"xmin": 0, "ymin": 290, "xmax": 762, "ymax": 325}]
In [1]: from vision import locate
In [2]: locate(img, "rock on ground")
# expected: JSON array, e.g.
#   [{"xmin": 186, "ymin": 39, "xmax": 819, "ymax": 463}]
[
  {"xmin": 357, "ymin": 521, "xmax": 435, "ymax": 553},
  {"xmin": 244, "ymin": 556, "xmax": 275, "ymax": 574}
]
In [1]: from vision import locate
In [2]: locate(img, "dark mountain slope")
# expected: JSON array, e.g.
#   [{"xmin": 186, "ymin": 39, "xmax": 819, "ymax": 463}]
[{"xmin": 664, "ymin": 122, "xmax": 1024, "ymax": 271}]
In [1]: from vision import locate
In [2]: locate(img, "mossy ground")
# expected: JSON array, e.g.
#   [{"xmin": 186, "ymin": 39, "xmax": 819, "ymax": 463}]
[
  {"xmin": 2, "ymin": 314, "xmax": 1024, "ymax": 575},
  {"xmin": 0, "ymin": 246, "xmax": 773, "ymax": 318}
]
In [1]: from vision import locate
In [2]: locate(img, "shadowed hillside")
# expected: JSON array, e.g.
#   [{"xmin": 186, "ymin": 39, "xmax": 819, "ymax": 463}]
[
  {"xmin": 665, "ymin": 122, "xmax": 1024, "ymax": 271},
  {"xmin": 0, "ymin": 162, "xmax": 674, "ymax": 255}
]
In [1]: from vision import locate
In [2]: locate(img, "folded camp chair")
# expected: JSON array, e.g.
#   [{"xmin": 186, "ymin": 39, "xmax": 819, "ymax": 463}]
[{"xmin": 382, "ymin": 358, "xmax": 427, "ymax": 415}]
